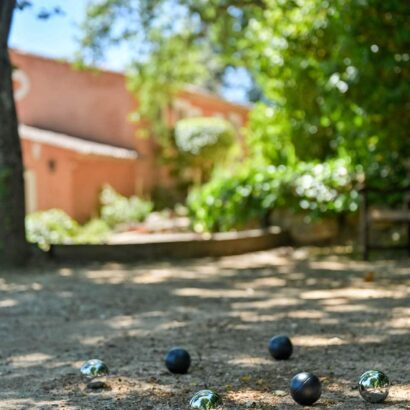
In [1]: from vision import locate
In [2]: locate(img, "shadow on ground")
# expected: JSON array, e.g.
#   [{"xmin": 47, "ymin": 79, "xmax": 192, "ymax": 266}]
[{"xmin": 0, "ymin": 247, "xmax": 409, "ymax": 409}]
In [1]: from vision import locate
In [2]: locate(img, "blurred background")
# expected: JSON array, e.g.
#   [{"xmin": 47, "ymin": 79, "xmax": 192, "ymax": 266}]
[{"xmin": 8, "ymin": 0, "xmax": 410, "ymax": 250}]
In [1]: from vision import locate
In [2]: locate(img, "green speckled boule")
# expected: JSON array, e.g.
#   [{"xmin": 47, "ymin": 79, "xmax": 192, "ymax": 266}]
[{"xmin": 189, "ymin": 390, "xmax": 222, "ymax": 409}]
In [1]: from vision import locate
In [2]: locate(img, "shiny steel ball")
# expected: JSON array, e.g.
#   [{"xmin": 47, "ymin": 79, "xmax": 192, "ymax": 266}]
[
  {"xmin": 80, "ymin": 359, "xmax": 109, "ymax": 379},
  {"xmin": 358, "ymin": 370, "xmax": 389, "ymax": 403},
  {"xmin": 164, "ymin": 347, "xmax": 191, "ymax": 374},
  {"xmin": 189, "ymin": 390, "xmax": 222, "ymax": 409},
  {"xmin": 290, "ymin": 372, "xmax": 322, "ymax": 406}
]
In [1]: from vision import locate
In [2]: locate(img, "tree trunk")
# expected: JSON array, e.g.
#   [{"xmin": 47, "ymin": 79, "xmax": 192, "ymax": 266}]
[{"xmin": 0, "ymin": 0, "xmax": 30, "ymax": 266}]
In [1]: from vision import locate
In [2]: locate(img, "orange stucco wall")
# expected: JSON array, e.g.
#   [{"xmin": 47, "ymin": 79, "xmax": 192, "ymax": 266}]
[
  {"xmin": 71, "ymin": 156, "xmax": 137, "ymax": 222},
  {"xmin": 22, "ymin": 139, "xmax": 75, "ymax": 215},
  {"xmin": 22, "ymin": 137, "xmax": 137, "ymax": 222},
  {"xmin": 13, "ymin": 52, "xmax": 139, "ymax": 150}
]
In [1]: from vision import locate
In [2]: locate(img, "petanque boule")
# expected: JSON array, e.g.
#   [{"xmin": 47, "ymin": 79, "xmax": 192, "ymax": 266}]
[
  {"xmin": 358, "ymin": 370, "xmax": 389, "ymax": 403},
  {"xmin": 80, "ymin": 359, "xmax": 110, "ymax": 379},
  {"xmin": 189, "ymin": 389, "xmax": 222, "ymax": 409},
  {"xmin": 164, "ymin": 347, "xmax": 191, "ymax": 374},
  {"xmin": 289, "ymin": 372, "xmax": 321, "ymax": 406},
  {"xmin": 268, "ymin": 335, "xmax": 293, "ymax": 360}
]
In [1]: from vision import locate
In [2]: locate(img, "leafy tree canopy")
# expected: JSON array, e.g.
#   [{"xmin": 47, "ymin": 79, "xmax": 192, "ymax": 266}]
[{"xmin": 79, "ymin": 0, "xmax": 410, "ymax": 185}]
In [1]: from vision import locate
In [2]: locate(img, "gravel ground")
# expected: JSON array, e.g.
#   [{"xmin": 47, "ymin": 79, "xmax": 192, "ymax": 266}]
[{"xmin": 0, "ymin": 247, "xmax": 409, "ymax": 409}]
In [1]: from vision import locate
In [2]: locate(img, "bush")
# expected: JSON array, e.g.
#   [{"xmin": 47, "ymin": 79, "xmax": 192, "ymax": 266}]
[
  {"xmin": 174, "ymin": 117, "xmax": 236, "ymax": 184},
  {"xmin": 175, "ymin": 117, "xmax": 235, "ymax": 156},
  {"xmin": 26, "ymin": 210, "xmax": 112, "ymax": 250},
  {"xmin": 26, "ymin": 187, "xmax": 153, "ymax": 249},
  {"xmin": 26, "ymin": 209, "xmax": 80, "ymax": 250},
  {"xmin": 187, "ymin": 159, "xmax": 360, "ymax": 232},
  {"xmin": 100, "ymin": 185, "xmax": 153, "ymax": 228},
  {"xmin": 75, "ymin": 219, "xmax": 111, "ymax": 244}
]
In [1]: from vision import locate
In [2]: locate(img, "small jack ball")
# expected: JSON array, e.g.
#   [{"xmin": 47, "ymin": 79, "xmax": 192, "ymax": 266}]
[
  {"xmin": 268, "ymin": 335, "xmax": 293, "ymax": 360},
  {"xmin": 290, "ymin": 372, "xmax": 322, "ymax": 406},
  {"xmin": 359, "ymin": 370, "xmax": 389, "ymax": 403},
  {"xmin": 165, "ymin": 348, "xmax": 191, "ymax": 374}
]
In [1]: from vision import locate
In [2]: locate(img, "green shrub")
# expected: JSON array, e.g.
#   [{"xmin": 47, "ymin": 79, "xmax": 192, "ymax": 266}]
[
  {"xmin": 26, "ymin": 210, "xmax": 112, "ymax": 250},
  {"xmin": 26, "ymin": 187, "xmax": 153, "ymax": 249},
  {"xmin": 174, "ymin": 117, "xmax": 236, "ymax": 184},
  {"xmin": 26, "ymin": 209, "xmax": 80, "ymax": 250},
  {"xmin": 187, "ymin": 159, "xmax": 360, "ymax": 232},
  {"xmin": 100, "ymin": 185, "xmax": 153, "ymax": 227},
  {"xmin": 291, "ymin": 160, "xmax": 359, "ymax": 215},
  {"xmin": 75, "ymin": 218, "xmax": 111, "ymax": 243},
  {"xmin": 175, "ymin": 117, "xmax": 235, "ymax": 156}
]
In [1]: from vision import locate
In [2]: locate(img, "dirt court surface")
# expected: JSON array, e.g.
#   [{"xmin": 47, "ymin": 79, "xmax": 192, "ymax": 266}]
[{"xmin": 0, "ymin": 247, "xmax": 409, "ymax": 409}]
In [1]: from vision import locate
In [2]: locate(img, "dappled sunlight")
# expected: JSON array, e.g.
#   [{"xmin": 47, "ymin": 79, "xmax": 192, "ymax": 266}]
[
  {"xmin": 388, "ymin": 314, "xmax": 410, "ymax": 329},
  {"xmin": 0, "ymin": 248, "xmax": 408, "ymax": 408},
  {"xmin": 288, "ymin": 309, "xmax": 327, "ymax": 319},
  {"xmin": 10, "ymin": 353, "xmax": 53, "ymax": 368},
  {"xmin": 0, "ymin": 279, "xmax": 43, "ymax": 292},
  {"xmin": 0, "ymin": 399, "xmax": 73, "ymax": 409},
  {"xmin": 232, "ymin": 297, "xmax": 302, "ymax": 310},
  {"xmin": 309, "ymin": 260, "xmax": 366, "ymax": 271},
  {"xmin": 192, "ymin": 265, "xmax": 221, "ymax": 275},
  {"xmin": 324, "ymin": 304, "xmax": 370, "ymax": 313},
  {"xmin": 301, "ymin": 288, "xmax": 406, "ymax": 300},
  {"xmin": 317, "ymin": 318, "xmax": 343, "ymax": 326},
  {"xmin": 282, "ymin": 271, "xmax": 306, "ymax": 280},
  {"xmin": 173, "ymin": 287, "xmax": 266, "ymax": 299},
  {"xmin": 139, "ymin": 310, "xmax": 170, "ymax": 318},
  {"xmin": 321, "ymin": 297, "xmax": 350, "ymax": 306},
  {"xmin": 58, "ymin": 267, "xmax": 74, "ymax": 277},
  {"xmin": 232, "ymin": 311, "xmax": 281, "ymax": 323},
  {"xmin": 0, "ymin": 298, "xmax": 18, "ymax": 308},
  {"xmin": 106, "ymin": 315, "xmax": 139, "ymax": 329},
  {"xmin": 226, "ymin": 389, "xmax": 280, "ymax": 407},
  {"xmin": 56, "ymin": 291, "xmax": 73, "ymax": 298},
  {"xmin": 218, "ymin": 250, "xmax": 290, "ymax": 269},
  {"xmin": 132, "ymin": 269, "xmax": 174, "ymax": 284},
  {"xmin": 357, "ymin": 334, "xmax": 389, "ymax": 344},
  {"xmin": 389, "ymin": 384, "xmax": 410, "ymax": 402},
  {"xmin": 84, "ymin": 269, "xmax": 129, "ymax": 284},
  {"xmin": 237, "ymin": 276, "xmax": 287, "ymax": 289},
  {"xmin": 293, "ymin": 336, "xmax": 347, "ymax": 347},
  {"xmin": 80, "ymin": 336, "xmax": 108, "ymax": 346},
  {"xmin": 157, "ymin": 321, "xmax": 187, "ymax": 331},
  {"xmin": 228, "ymin": 357, "xmax": 272, "ymax": 367}
]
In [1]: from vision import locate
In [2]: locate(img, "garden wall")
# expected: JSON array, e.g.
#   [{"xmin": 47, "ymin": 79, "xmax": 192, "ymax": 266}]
[{"xmin": 50, "ymin": 227, "xmax": 289, "ymax": 262}]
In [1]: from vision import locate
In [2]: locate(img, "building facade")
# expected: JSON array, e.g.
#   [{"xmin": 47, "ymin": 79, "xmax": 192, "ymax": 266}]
[{"xmin": 12, "ymin": 50, "xmax": 249, "ymax": 221}]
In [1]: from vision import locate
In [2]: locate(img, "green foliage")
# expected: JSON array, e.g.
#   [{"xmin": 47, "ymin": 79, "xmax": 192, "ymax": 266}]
[
  {"xmin": 25, "ymin": 187, "xmax": 153, "ymax": 249},
  {"xmin": 75, "ymin": 218, "xmax": 111, "ymax": 244},
  {"xmin": 174, "ymin": 117, "xmax": 235, "ymax": 183},
  {"xmin": 79, "ymin": 0, "xmax": 409, "ymax": 233},
  {"xmin": 241, "ymin": 0, "xmax": 410, "ymax": 183},
  {"xmin": 79, "ymin": 0, "xmax": 224, "ymax": 146},
  {"xmin": 100, "ymin": 185, "xmax": 153, "ymax": 227},
  {"xmin": 188, "ymin": 159, "xmax": 359, "ymax": 232},
  {"xmin": 25, "ymin": 210, "xmax": 112, "ymax": 250},
  {"xmin": 175, "ymin": 117, "xmax": 234, "ymax": 155},
  {"xmin": 246, "ymin": 104, "xmax": 296, "ymax": 166},
  {"xmin": 26, "ymin": 209, "xmax": 80, "ymax": 250},
  {"xmin": 126, "ymin": 33, "xmax": 218, "ymax": 143},
  {"xmin": 79, "ymin": 0, "xmax": 409, "ymax": 185}
]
